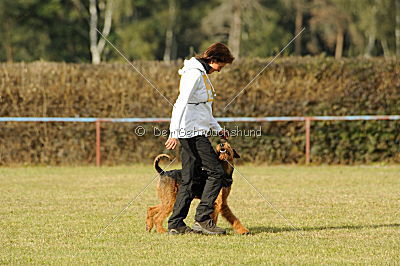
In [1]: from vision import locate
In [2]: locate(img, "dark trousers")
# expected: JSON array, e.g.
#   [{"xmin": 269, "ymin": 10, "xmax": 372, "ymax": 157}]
[{"xmin": 168, "ymin": 135, "xmax": 225, "ymax": 229}]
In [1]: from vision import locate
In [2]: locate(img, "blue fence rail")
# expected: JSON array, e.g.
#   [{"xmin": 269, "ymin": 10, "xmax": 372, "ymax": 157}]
[
  {"xmin": 1, "ymin": 115, "xmax": 400, "ymax": 123},
  {"xmin": 1, "ymin": 115, "xmax": 399, "ymax": 165}
]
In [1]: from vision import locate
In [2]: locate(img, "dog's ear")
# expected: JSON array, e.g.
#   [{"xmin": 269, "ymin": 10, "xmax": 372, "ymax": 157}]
[{"xmin": 233, "ymin": 149, "xmax": 240, "ymax": 158}]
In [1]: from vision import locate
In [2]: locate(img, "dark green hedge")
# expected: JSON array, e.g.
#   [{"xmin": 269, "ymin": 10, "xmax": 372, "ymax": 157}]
[{"xmin": 0, "ymin": 57, "xmax": 399, "ymax": 165}]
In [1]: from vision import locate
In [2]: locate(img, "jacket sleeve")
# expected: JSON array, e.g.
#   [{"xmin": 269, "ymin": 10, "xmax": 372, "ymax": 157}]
[
  {"xmin": 209, "ymin": 115, "xmax": 222, "ymax": 133},
  {"xmin": 169, "ymin": 69, "xmax": 201, "ymax": 138}
]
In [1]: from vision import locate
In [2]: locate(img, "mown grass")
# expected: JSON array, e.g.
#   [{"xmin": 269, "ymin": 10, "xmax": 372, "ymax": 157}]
[{"xmin": 1, "ymin": 165, "xmax": 399, "ymax": 264}]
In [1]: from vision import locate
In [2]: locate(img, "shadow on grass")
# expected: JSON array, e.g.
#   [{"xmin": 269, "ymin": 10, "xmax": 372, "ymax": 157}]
[{"xmin": 248, "ymin": 223, "xmax": 400, "ymax": 234}]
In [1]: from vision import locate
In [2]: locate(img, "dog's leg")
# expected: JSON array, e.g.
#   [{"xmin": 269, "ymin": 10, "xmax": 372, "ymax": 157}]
[
  {"xmin": 154, "ymin": 199, "xmax": 175, "ymax": 233},
  {"xmin": 146, "ymin": 179, "xmax": 164, "ymax": 232},
  {"xmin": 221, "ymin": 204, "xmax": 249, "ymax": 235},
  {"xmin": 220, "ymin": 187, "xmax": 250, "ymax": 235},
  {"xmin": 154, "ymin": 179, "xmax": 177, "ymax": 233},
  {"xmin": 211, "ymin": 191, "xmax": 223, "ymax": 224},
  {"xmin": 146, "ymin": 205, "xmax": 161, "ymax": 232},
  {"xmin": 154, "ymin": 201, "xmax": 175, "ymax": 233}
]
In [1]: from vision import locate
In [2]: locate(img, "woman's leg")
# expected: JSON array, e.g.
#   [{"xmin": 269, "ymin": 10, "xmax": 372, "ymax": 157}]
[
  {"xmin": 194, "ymin": 136, "xmax": 225, "ymax": 222},
  {"xmin": 167, "ymin": 138, "xmax": 197, "ymax": 229}
]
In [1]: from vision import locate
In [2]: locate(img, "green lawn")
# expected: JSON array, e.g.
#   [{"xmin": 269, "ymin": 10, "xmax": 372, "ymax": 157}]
[{"xmin": 1, "ymin": 165, "xmax": 399, "ymax": 264}]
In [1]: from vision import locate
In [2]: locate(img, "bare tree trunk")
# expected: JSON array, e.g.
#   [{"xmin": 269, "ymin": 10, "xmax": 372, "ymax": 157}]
[
  {"xmin": 364, "ymin": 32, "xmax": 376, "ymax": 58},
  {"xmin": 294, "ymin": 7, "xmax": 303, "ymax": 55},
  {"xmin": 228, "ymin": 0, "xmax": 241, "ymax": 59},
  {"xmin": 89, "ymin": 0, "xmax": 100, "ymax": 64},
  {"xmin": 335, "ymin": 27, "xmax": 344, "ymax": 59},
  {"xmin": 5, "ymin": 43, "xmax": 13, "ymax": 63},
  {"xmin": 163, "ymin": 29, "xmax": 174, "ymax": 62},
  {"xmin": 89, "ymin": 0, "xmax": 113, "ymax": 64},
  {"xmin": 97, "ymin": 0, "xmax": 113, "ymax": 56},
  {"xmin": 3, "ymin": 18, "xmax": 13, "ymax": 62},
  {"xmin": 396, "ymin": 0, "xmax": 400, "ymax": 57},
  {"xmin": 163, "ymin": 0, "xmax": 176, "ymax": 61},
  {"xmin": 381, "ymin": 39, "xmax": 391, "ymax": 57},
  {"xmin": 364, "ymin": 5, "xmax": 377, "ymax": 58}
]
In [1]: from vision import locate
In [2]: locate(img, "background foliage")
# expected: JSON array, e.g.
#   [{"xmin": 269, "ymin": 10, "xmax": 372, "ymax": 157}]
[{"xmin": 0, "ymin": 0, "xmax": 399, "ymax": 62}]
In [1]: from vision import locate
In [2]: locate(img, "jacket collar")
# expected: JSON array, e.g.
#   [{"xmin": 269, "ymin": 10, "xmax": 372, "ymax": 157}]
[{"xmin": 196, "ymin": 58, "xmax": 212, "ymax": 74}]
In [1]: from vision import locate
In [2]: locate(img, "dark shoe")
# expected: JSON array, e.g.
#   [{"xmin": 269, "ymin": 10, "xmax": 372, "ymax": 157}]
[
  {"xmin": 192, "ymin": 219, "xmax": 226, "ymax": 235},
  {"xmin": 168, "ymin": 225, "xmax": 194, "ymax": 235}
]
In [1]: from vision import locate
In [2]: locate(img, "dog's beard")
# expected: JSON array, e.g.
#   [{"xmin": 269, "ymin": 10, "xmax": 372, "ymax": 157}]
[{"xmin": 218, "ymin": 152, "xmax": 231, "ymax": 161}]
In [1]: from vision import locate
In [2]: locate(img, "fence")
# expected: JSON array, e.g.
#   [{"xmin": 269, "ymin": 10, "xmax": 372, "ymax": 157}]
[{"xmin": 1, "ymin": 115, "xmax": 399, "ymax": 166}]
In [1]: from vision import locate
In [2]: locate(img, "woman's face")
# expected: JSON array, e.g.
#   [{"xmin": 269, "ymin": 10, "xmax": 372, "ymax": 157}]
[{"xmin": 208, "ymin": 61, "xmax": 227, "ymax": 73}]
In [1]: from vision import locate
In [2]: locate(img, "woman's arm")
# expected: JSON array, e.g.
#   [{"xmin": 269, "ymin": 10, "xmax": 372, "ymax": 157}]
[
  {"xmin": 209, "ymin": 115, "xmax": 222, "ymax": 133},
  {"xmin": 210, "ymin": 116, "xmax": 229, "ymax": 139},
  {"xmin": 169, "ymin": 69, "xmax": 201, "ymax": 138},
  {"xmin": 166, "ymin": 69, "xmax": 201, "ymax": 149}
]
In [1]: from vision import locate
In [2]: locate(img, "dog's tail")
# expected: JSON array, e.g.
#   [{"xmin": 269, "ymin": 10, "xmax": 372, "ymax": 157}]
[{"xmin": 154, "ymin": 154, "xmax": 173, "ymax": 174}]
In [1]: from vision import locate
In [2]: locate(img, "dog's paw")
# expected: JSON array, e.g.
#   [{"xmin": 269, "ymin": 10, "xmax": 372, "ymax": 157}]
[
  {"xmin": 146, "ymin": 224, "xmax": 152, "ymax": 232},
  {"xmin": 237, "ymin": 228, "xmax": 250, "ymax": 235},
  {"xmin": 156, "ymin": 227, "xmax": 167, "ymax": 234}
]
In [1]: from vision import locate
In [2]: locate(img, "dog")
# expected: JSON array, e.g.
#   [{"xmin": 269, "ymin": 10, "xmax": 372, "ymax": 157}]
[{"xmin": 146, "ymin": 141, "xmax": 249, "ymax": 235}]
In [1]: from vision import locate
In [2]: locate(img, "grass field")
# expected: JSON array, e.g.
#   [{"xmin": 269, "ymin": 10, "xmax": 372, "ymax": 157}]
[{"xmin": 1, "ymin": 164, "xmax": 399, "ymax": 264}]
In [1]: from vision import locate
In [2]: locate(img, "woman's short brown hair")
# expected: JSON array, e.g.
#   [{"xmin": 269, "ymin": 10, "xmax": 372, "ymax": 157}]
[{"xmin": 196, "ymin": 42, "xmax": 235, "ymax": 64}]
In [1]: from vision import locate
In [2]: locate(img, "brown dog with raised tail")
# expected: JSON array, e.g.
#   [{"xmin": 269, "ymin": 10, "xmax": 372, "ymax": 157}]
[{"xmin": 146, "ymin": 141, "xmax": 249, "ymax": 235}]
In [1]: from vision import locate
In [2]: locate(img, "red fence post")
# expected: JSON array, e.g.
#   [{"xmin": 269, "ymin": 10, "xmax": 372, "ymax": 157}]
[
  {"xmin": 96, "ymin": 120, "xmax": 101, "ymax": 167},
  {"xmin": 305, "ymin": 117, "xmax": 311, "ymax": 165}
]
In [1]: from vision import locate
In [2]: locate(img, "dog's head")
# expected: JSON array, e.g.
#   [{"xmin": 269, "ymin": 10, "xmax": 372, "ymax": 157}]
[{"xmin": 215, "ymin": 141, "xmax": 240, "ymax": 162}]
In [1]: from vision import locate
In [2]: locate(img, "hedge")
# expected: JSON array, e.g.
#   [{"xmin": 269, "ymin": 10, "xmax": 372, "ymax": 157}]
[{"xmin": 0, "ymin": 57, "xmax": 399, "ymax": 165}]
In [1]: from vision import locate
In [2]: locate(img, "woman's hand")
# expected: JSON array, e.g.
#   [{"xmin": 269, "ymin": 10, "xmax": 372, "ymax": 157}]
[{"xmin": 165, "ymin": 138, "xmax": 178, "ymax": 150}]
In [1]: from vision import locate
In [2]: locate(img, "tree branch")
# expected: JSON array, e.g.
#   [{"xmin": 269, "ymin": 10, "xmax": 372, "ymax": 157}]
[{"xmin": 97, "ymin": 0, "xmax": 113, "ymax": 55}]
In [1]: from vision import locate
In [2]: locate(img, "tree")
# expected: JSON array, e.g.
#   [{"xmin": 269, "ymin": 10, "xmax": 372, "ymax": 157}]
[
  {"xmin": 347, "ymin": 0, "xmax": 397, "ymax": 58},
  {"xmin": 89, "ymin": 0, "xmax": 113, "ymax": 64},
  {"xmin": 0, "ymin": 0, "xmax": 88, "ymax": 62},
  {"xmin": 395, "ymin": 0, "xmax": 400, "ymax": 57},
  {"xmin": 1, "ymin": 0, "xmax": 397, "ymax": 61},
  {"xmin": 343, "ymin": 0, "xmax": 377, "ymax": 57},
  {"xmin": 0, "ymin": 0, "xmax": 17, "ymax": 62},
  {"xmin": 309, "ymin": 0, "xmax": 351, "ymax": 59},
  {"xmin": 110, "ymin": 0, "xmax": 167, "ymax": 60},
  {"xmin": 282, "ymin": 0, "xmax": 309, "ymax": 55},
  {"xmin": 163, "ymin": 0, "xmax": 178, "ymax": 61},
  {"xmin": 201, "ymin": 0, "xmax": 283, "ymax": 58},
  {"xmin": 228, "ymin": 0, "xmax": 242, "ymax": 59}
]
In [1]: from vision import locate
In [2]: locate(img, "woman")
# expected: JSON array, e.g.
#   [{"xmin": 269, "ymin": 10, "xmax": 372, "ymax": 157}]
[{"xmin": 165, "ymin": 42, "xmax": 234, "ymax": 235}]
